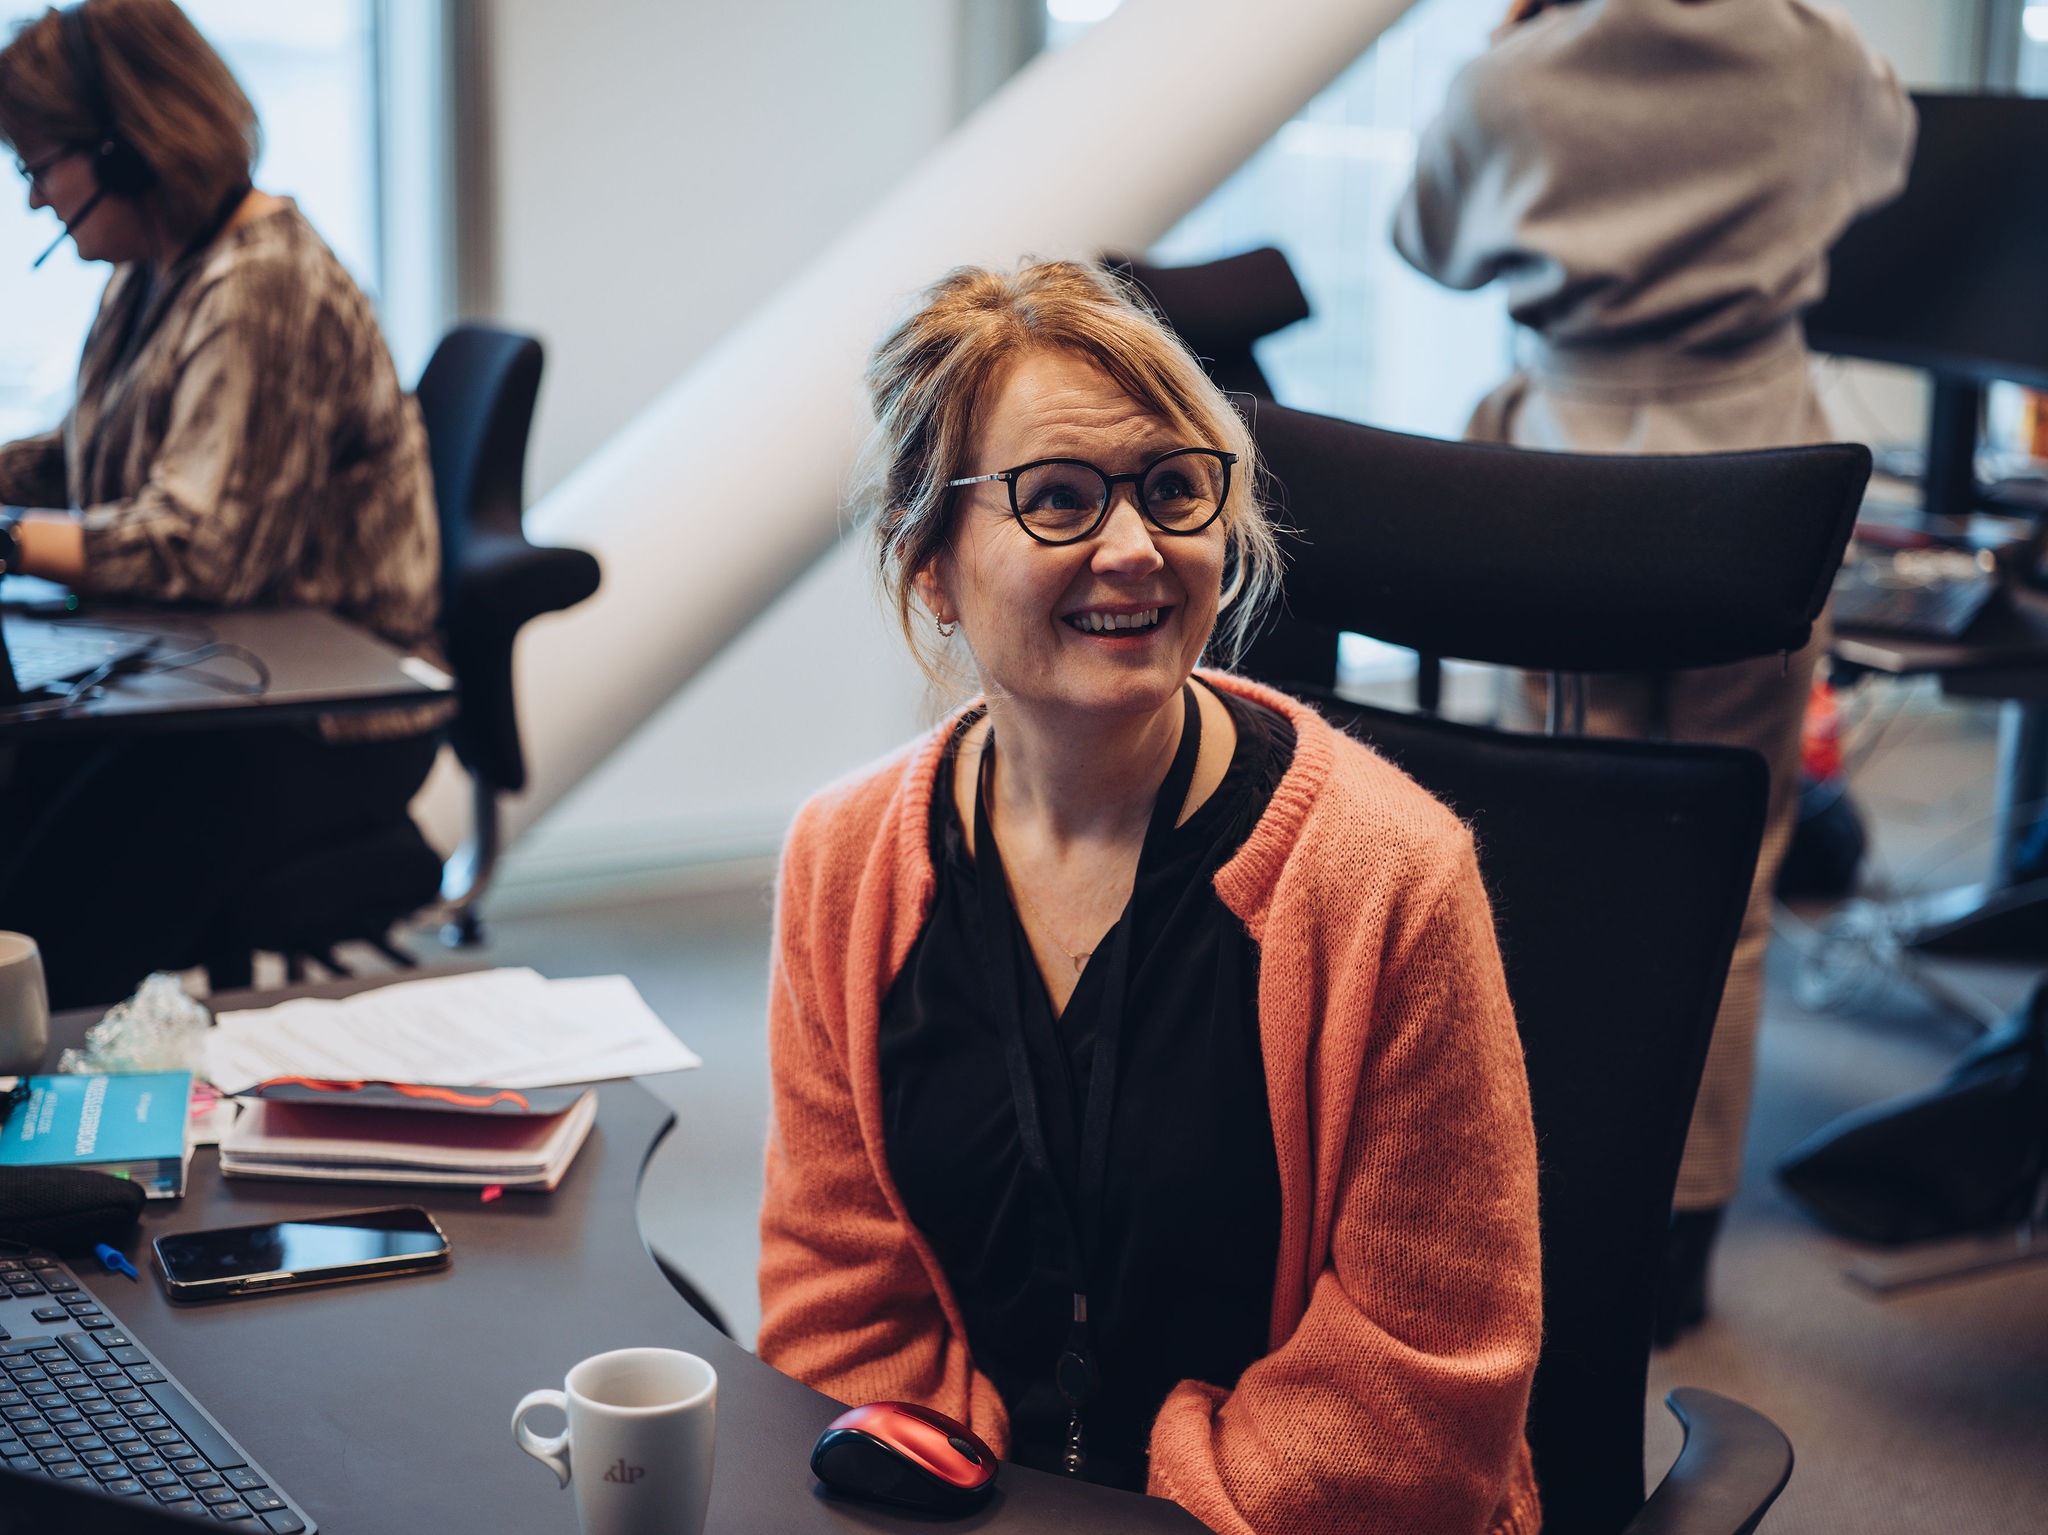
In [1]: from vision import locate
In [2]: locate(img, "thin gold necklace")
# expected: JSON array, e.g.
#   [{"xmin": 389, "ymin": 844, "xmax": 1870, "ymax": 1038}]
[{"xmin": 1009, "ymin": 873, "xmax": 1098, "ymax": 976}]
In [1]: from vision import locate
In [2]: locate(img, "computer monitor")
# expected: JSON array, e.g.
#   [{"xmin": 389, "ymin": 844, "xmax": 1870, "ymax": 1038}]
[{"xmin": 1803, "ymin": 92, "xmax": 2048, "ymax": 526}]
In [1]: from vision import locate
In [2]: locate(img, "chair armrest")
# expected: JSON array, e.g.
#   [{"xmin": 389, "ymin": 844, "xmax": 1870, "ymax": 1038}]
[
  {"xmin": 451, "ymin": 532, "xmax": 601, "ymax": 634},
  {"xmin": 1620, "ymin": 1389, "xmax": 1793, "ymax": 1535}
]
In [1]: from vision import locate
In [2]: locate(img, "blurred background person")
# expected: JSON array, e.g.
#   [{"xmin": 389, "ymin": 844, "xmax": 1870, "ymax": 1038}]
[
  {"xmin": 0, "ymin": 0, "xmax": 442, "ymax": 1007},
  {"xmin": 1393, "ymin": 0, "xmax": 1915, "ymax": 1341}
]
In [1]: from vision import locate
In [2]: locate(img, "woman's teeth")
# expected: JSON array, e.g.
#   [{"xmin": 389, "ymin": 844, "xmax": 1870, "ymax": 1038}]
[{"xmin": 1070, "ymin": 608, "xmax": 1162, "ymax": 634}]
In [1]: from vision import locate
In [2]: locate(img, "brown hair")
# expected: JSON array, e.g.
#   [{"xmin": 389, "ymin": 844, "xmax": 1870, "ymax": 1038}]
[
  {"xmin": 859, "ymin": 259, "xmax": 1283, "ymax": 688},
  {"xmin": 0, "ymin": 0, "xmax": 259, "ymax": 242}
]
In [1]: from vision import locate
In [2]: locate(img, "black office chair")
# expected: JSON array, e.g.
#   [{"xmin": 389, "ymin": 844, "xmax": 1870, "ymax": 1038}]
[
  {"xmin": 1104, "ymin": 247, "xmax": 1310, "ymax": 401},
  {"xmin": 201, "ymin": 327, "xmax": 599, "ymax": 986},
  {"xmin": 1233, "ymin": 405, "xmax": 1872, "ymax": 1534},
  {"xmin": 417, "ymin": 326, "xmax": 601, "ymax": 946}
]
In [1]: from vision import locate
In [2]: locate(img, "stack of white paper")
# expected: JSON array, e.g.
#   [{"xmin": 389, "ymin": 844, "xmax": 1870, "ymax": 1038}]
[{"xmin": 205, "ymin": 969, "xmax": 701, "ymax": 1094}]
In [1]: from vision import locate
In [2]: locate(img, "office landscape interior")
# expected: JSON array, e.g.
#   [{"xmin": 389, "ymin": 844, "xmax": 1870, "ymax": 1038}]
[{"xmin": 2, "ymin": 1, "xmax": 2048, "ymax": 1533}]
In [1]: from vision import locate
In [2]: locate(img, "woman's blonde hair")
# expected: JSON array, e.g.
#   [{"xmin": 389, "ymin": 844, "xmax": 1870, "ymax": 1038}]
[
  {"xmin": 858, "ymin": 259, "xmax": 1283, "ymax": 687},
  {"xmin": 0, "ymin": 0, "xmax": 259, "ymax": 244}
]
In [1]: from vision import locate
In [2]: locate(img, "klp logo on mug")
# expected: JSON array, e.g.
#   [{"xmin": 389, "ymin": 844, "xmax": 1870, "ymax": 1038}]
[{"xmin": 514, "ymin": 1348, "xmax": 716, "ymax": 1535}]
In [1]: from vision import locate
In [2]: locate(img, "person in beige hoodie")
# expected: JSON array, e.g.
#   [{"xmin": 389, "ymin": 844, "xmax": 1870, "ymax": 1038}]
[{"xmin": 1395, "ymin": 0, "xmax": 1915, "ymax": 1340}]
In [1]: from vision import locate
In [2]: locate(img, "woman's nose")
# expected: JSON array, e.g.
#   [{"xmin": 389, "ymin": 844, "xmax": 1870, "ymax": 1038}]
[{"xmin": 1090, "ymin": 489, "xmax": 1164, "ymax": 573}]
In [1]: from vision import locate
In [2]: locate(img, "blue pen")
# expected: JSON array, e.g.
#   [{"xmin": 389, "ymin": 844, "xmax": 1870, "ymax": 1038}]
[{"xmin": 93, "ymin": 1243, "xmax": 140, "ymax": 1282}]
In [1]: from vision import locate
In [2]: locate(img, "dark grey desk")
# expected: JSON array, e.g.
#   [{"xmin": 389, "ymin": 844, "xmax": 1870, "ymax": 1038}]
[
  {"xmin": 47, "ymin": 989, "xmax": 1201, "ymax": 1535},
  {"xmin": 0, "ymin": 605, "xmax": 447, "ymax": 741}
]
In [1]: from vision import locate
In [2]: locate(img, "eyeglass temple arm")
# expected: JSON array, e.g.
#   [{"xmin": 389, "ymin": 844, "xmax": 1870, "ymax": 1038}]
[{"xmin": 945, "ymin": 472, "xmax": 1008, "ymax": 488}]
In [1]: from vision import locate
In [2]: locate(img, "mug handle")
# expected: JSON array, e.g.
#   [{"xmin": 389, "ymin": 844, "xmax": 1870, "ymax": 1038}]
[{"xmin": 512, "ymin": 1389, "xmax": 572, "ymax": 1487}]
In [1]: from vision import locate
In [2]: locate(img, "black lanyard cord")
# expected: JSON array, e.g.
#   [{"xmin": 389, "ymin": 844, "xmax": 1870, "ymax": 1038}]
[{"xmin": 972, "ymin": 683, "xmax": 1203, "ymax": 1475}]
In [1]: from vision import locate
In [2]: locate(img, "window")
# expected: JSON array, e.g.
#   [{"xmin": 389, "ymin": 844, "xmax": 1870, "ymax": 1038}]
[
  {"xmin": 0, "ymin": 1, "xmax": 378, "ymax": 447},
  {"xmin": 1047, "ymin": 0, "xmax": 1512, "ymax": 441}
]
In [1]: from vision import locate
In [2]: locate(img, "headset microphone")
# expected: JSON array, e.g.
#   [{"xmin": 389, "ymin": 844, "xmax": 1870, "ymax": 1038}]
[{"xmin": 32, "ymin": 187, "xmax": 104, "ymax": 268}]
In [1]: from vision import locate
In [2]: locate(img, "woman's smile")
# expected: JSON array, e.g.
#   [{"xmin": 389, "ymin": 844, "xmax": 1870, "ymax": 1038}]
[{"xmin": 1061, "ymin": 602, "xmax": 1171, "ymax": 638}]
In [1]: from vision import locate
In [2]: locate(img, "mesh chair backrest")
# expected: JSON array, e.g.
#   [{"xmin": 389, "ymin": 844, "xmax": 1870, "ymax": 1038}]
[
  {"xmin": 1251, "ymin": 404, "xmax": 1868, "ymax": 673},
  {"xmin": 1311, "ymin": 694, "xmax": 1767, "ymax": 1535},
  {"xmin": 414, "ymin": 326, "xmax": 544, "ymax": 617}
]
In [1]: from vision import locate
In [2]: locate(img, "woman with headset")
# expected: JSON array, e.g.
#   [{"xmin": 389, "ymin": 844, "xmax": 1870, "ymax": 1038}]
[
  {"xmin": 0, "ymin": 0, "xmax": 443, "ymax": 1007},
  {"xmin": 1394, "ymin": 0, "xmax": 1914, "ymax": 1341}
]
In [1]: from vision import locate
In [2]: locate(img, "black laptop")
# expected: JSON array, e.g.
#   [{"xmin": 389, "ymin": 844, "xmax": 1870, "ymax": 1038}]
[{"xmin": 0, "ymin": 612, "xmax": 158, "ymax": 705}]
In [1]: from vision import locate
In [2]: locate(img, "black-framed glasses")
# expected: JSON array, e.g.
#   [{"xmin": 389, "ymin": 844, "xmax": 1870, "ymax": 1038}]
[{"xmin": 948, "ymin": 447, "xmax": 1236, "ymax": 547}]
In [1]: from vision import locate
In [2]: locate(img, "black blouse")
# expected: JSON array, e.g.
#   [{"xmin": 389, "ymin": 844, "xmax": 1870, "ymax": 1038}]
[{"xmin": 878, "ymin": 685, "xmax": 1295, "ymax": 1491}]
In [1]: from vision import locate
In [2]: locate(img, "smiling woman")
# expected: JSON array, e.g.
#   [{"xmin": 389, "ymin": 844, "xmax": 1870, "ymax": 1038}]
[{"xmin": 752, "ymin": 261, "xmax": 1545, "ymax": 1535}]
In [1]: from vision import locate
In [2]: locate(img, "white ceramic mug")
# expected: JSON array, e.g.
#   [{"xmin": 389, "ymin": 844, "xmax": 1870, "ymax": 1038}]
[
  {"xmin": 0, "ymin": 933, "xmax": 48, "ymax": 1077},
  {"xmin": 513, "ymin": 1348, "xmax": 717, "ymax": 1535}
]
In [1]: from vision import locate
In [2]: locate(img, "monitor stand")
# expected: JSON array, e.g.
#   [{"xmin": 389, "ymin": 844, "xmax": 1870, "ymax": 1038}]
[{"xmin": 1919, "ymin": 375, "xmax": 1983, "ymax": 538}]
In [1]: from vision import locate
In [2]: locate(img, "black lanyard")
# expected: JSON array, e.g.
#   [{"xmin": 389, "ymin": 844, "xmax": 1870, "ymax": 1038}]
[{"xmin": 971, "ymin": 684, "xmax": 1203, "ymax": 1478}]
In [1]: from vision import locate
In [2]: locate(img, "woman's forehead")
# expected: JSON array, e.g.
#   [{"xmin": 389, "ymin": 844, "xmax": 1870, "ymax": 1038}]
[{"xmin": 975, "ymin": 347, "xmax": 1182, "ymax": 459}]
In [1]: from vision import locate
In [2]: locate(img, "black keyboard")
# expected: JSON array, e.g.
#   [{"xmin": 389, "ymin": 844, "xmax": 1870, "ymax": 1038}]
[{"xmin": 0, "ymin": 1253, "xmax": 315, "ymax": 1532}]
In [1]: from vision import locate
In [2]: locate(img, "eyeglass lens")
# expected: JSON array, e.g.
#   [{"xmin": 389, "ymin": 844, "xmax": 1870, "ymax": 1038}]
[{"xmin": 1012, "ymin": 451, "xmax": 1228, "ymax": 542}]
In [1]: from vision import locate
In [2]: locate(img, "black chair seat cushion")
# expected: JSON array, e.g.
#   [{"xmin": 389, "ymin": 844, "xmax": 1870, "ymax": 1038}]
[{"xmin": 219, "ymin": 819, "xmax": 443, "ymax": 955}]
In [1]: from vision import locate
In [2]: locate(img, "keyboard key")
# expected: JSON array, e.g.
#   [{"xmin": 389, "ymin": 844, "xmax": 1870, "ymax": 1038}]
[
  {"xmin": 34, "ymin": 1442, "xmax": 75, "ymax": 1463},
  {"xmin": 99, "ymin": 1333, "xmax": 134, "ymax": 1349},
  {"xmin": 41, "ymin": 1277, "xmax": 77, "ymax": 1293},
  {"xmin": 143, "ymin": 1383, "xmax": 247, "ymax": 1470},
  {"xmin": 25, "ymin": 1258, "xmax": 58, "ymax": 1269},
  {"xmin": 30, "ymin": 1348, "xmax": 64, "ymax": 1363},
  {"xmin": 80, "ymin": 1449, "xmax": 120, "ymax": 1467},
  {"xmin": 242, "ymin": 1488, "xmax": 284, "ymax": 1512},
  {"xmin": 0, "ymin": 1390, "xmax": 20, "ymax": 1407},
  {"xmin": 104, "ymin": 1476, "xmax": 144, "ymax": 1495},
  {"xmin": 30, "ymin": 1307, "xmax": 67, "ymax": 1324},
  {"xmin": 224, "ymin": 1469, "xmax": 267, "ymax": 1491},
  {"xmin": 198, "ymin": 1485, "xmax": 240, "ymax": 1504},
  {"xmin": 103, "ymin": 1423, "xmax": 139, "ymax": 1440},
  {"xmin": 168, "ymin": 1455, "xmax": 206, "ymax": 1474},
  {"xmin": 3, "ymin": 1453, "xmax": 36, "ymax": 1474},
  {"xmin": 258, "ymin": 1512, "xmax": 304, "ymax": 1534},
  {"xmin": 79, "ymin": 1316, "xmax": 116, "ymax": 1330},
  {"xmin": 107, "ymin": 1347, "xmax": 149, "ymax": 1368},
  {"xmin": 125, "ymin": 1453, "xmax": 164, "ymax": 1470},
  {"xmin": 2, "ymin": 1403, "xmax": 34, "ymax": 1420},
  {"xmin": 23, "ymin": 1432, "xmax": 59, "ymax": 1449},
  {"xmin": 140, "ymin": 1468, "xmax": 180, "ymax": 1487},
  {"xmin": 186, "ymin": 1471, "xmax": 224, "ymax": 1488},
  {"xmin": 90, "ymin": 1412, "xmax": 125, "ymax": 1430},
  {"xmin": 132, "ymin": 1413, "xmax": 170, "ymax": 1430},
  {"xmin": 87, "ymin": 1363, "xmax": 123, "ymax": 1379},
  {"xmin": 145, "ymin": 1427, "xmax": 186, "ymax": 1445},
  {"xmin": 48, "ymin": 1460, "xmax": 87, "ymax": 1479},
  {"xmin": 153, "ymin": 1485, "xmax": 198, "ymax": 1505},
  {"xmin": 125, "ymin": 1366, "xmax": 167, "ymax": 1386},
  {"xmin": 44, "ymin": 1405, "xmax": 81, "ymax": 1423},
  {"xmin": 210, "ymin": 1501, "xmax": 255, "ymax": 1520}
]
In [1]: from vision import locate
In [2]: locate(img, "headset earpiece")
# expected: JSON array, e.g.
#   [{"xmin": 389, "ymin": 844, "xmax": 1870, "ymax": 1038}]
[{"xmin": 61, "ymin": 5, "xmax": 155, "ymax": 200}]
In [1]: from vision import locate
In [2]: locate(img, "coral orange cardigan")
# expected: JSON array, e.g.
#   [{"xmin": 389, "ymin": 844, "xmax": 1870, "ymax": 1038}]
[{"xmin": 758, "ymin": 674, "xmax": 1542, "ymax": 1535}]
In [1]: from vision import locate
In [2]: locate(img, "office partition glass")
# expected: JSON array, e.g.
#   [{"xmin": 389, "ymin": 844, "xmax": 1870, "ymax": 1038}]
[{"xmin": 0, "ymin": 1, "xmax": 376, "ymax": 447}]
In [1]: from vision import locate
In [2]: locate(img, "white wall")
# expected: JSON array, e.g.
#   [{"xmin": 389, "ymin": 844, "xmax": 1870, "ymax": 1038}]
[{"xmin": 456, "ymin": 0, "xmax": 962, "ymax": 901}]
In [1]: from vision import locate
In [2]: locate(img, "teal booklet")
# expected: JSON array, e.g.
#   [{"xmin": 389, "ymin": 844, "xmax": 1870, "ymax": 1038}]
[{"xmin": 0, "ymin": 1071, "xmax": 193, "ymax": 1198}]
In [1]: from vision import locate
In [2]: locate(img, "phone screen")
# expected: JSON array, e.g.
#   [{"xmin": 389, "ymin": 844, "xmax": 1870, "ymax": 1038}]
[{"xmin": 156, "ymin": 1207, "xmax": 447, "ymax": 1286}]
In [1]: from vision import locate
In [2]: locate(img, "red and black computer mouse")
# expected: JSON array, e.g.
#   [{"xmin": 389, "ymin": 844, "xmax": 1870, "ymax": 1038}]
[{"xmin": 809, "ymin": 1401, "xmax": 998, "ymax": 1513}]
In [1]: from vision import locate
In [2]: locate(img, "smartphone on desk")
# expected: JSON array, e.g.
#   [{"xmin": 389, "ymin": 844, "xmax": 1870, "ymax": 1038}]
[{"xmin": 154, "ymin": 1204, "xmax": 450, "ymax": 1301}]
